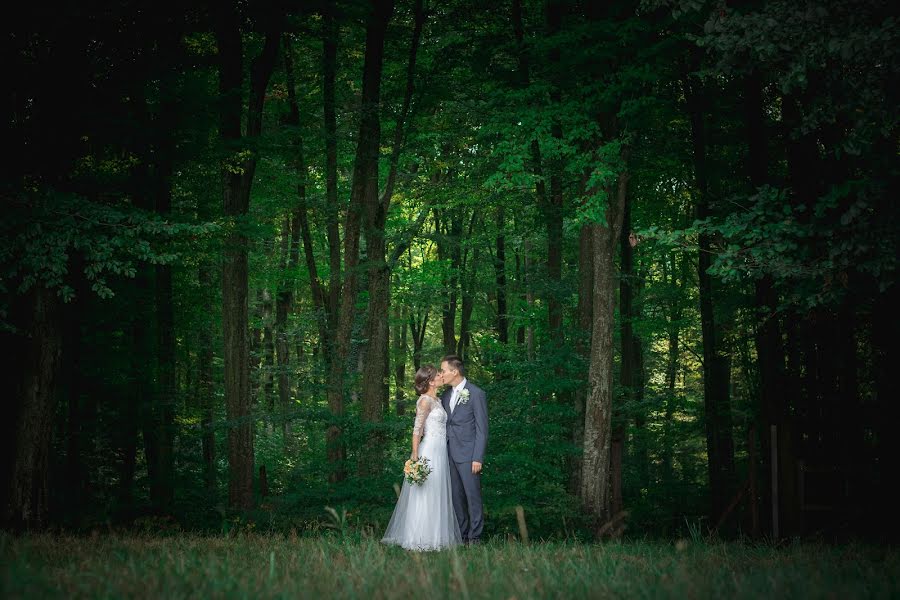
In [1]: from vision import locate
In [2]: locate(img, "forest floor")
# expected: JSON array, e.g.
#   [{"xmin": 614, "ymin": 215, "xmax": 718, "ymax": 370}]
[{"xmin": 2, "ymin": 532, "xmax": 898, "ymax": 599}]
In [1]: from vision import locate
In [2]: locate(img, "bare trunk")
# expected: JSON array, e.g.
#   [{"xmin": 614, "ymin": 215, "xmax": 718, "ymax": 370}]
[
  {"xmin": 513, "ymin": 0, "xmax": 543, "ymax": 362},
  {"xmin": 326, "ymin": 0, "xmax": 395, "ymax": 482},
  {"xmin": 410, "ymin": 310, "xmax": 428, "ymax": 371},
  {"xmin": 436, "ymin": 207, "xmax": 462, "ymax": 355},
  {"xmin": 745, "ymin": 70, "xmax": 787, "ymax": 537},
  {"xmin": 356, "ymin": 0, "xmax": 397, "ymax": 477},
  {"xmin": 5, "ymin": 285, "xmax": 61, "ymax": 530},
  {"xmin": 199, "ymin": 267, "xmax": 216, "ymax": 495},
  {"xmin": 393, "ymin": 305, "xmax": 409, "ymax": 415},
  {"xmin": 581, "ymin": 172, "xmax": 627, "ymax": 531},
  {"xmin": 568, "ymin": 223, "xmax": 592, "ymax": 494},
  {"xmin": 524, "ymin": 241, "xmax": 535, "ymax": 361},
  {"xmin": 612, "ymin": 194, "xmax": 649, "ymax": 514},
  {"xmin": 216, "ymin": 6, "xmax": 281, "ymax": 509},
  {"xmin": 261, "ymin": 287, "xmax": 275, "ymax": 415},
  {"xmin": 545, "ymin": 0, "xmax": 564, "ymax": 347},
  {"xmin": 661, "ymin": 251, "xmax": 684, "ymax": 486},
  {"xmin": 686, "ymin": 63, "xmax": 736, "ymax": 523},
  {"xmin": 494, "ymin": 205, "xmax": 509, "ymax": 345}
]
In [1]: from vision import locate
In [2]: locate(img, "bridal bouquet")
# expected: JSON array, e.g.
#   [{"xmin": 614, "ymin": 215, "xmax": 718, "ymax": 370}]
[{"xmin": 403, "ymin": 456, "xmax": 432, "ymax": 485}]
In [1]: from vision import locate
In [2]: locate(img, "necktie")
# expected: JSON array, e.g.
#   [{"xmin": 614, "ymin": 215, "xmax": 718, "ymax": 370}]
[{"xmin": 450, "ymin": 388, "xmax": 458, "ymax": 413}]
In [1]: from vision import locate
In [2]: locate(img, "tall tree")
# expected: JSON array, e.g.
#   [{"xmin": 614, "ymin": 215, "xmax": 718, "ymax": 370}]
[
  {"xmin": 582, "ymin": 164, "xmax": 628, "ymax": 532},
  {"xmin": 5, "ymin": 285, "xmax": 62, "ymax": 530},
  {"xmin": 215, "ymin": 3, "xmax": 282, "ymax": 509},
  {"xmin": 360, "ymin": 0, "xmax": 423, "ymax": 473},
  {"xmin": 684, "ymin": 57, "xmax": 736, "ymax": 523}
]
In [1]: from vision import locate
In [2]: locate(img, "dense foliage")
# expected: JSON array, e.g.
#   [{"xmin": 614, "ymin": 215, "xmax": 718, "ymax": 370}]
[{"xmin": 3, "ymin": 0, "xmax": 896, "ymax": 542}]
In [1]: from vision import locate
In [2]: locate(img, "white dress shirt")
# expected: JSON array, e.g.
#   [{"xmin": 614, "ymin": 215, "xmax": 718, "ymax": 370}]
[{"xmin": 449, "ymin": 377, "xmax": 468, "ymax": 414}]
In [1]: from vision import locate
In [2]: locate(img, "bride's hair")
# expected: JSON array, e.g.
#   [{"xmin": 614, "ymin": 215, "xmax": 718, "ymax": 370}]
[{"xmin": 414, "ymin": 365, "xmax": 438, "ymax": 395}]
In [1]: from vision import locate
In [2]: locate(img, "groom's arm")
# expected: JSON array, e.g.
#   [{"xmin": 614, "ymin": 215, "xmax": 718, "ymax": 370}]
[{"xmin": 472, "ymin": 389, "xmax": 488, "ymax": 466}]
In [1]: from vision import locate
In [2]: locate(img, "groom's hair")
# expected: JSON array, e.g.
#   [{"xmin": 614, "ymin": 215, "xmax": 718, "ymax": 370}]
[{"xmin": 442, "ymin": 354, "xmax": 465, "ymax": 377}]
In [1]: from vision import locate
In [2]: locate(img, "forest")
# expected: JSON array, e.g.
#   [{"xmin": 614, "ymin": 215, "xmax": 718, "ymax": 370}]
[{"xmin": 3, "ymin": 0, "xmax": 897, "ymax": 552}]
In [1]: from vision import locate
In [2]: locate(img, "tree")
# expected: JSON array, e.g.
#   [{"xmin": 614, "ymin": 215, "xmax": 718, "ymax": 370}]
[{"xmin": 215, "ymin": 2, "xmax": 282, "ymax": 509}]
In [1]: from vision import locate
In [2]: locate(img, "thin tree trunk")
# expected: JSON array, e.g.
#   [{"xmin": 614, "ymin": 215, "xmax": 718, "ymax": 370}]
[
  {"xmin": 436, "ymin": 207, "xmax": 462, "ymax": 355},
  {"xmin": 457, "ymin": 212, "xmax": 479, "ymax": 361},
  {"xmin": 495, "ymin": 205, "xmax": 509, "ymax": 345},
  {"xmin": 216, "ymin": 4, "xmax": 281, "ymax": 509},
  {"xmin": 685, "ymin": 64, "xmax": 736, "ymax": 524},
  {"xmin": 524, "ymin": 242, "xmax": 535, "ymax": 361},
  {"xmin": 261, "ymin": 287, "xmax": 275, "ymax": 416},
  {"xmin": 616, "ymin": 192, "xmax": 645, "ymax": 512},
  {"xmin": 409, "ymin": 310, "xmax": 428, "ymax": 371},
  {"xmin": 155, "ymin": 172, "xmax": 176, "ymax": 514},
  {"xmin": 393, "ymin": 304, "xmax": 408, "ymax": 415},
  {"xmin": 327, "ymin": 0, "xmax": 394, "ymax": 482},
  {"xmin": 513, "ymin": 0, "xmax": 544, "ymax": 361},
  {"xmin": 322, "ymin": 11, "xmax": 342, "ymax": 336},
  {"xmin": 568, "ymin": 223, "xmax": 592, "ymax": 494},
  {"xmin": 744, "ymin": 69, "xmax": 789, "ymax": 537},
  {"xmin": 63, "ymin": 256, "xmax": 87, "ymax": 522},
  {"xmin": 544, "ymin": 0, "xmax": 564, "ymax": 347},
  {"xmin": 198, "ymin": 267, "xmax": 216, "ymax": 495},
  {"xmin": 356, "ymin": 0, "xmax": 397, "ymax": 477},
  {"xmin": 661, "ymin": 251, "xmax": 684, "ymax": 486}
]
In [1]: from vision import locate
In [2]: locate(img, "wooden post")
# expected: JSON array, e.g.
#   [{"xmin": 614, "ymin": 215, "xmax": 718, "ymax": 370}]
[
  {"xmin": 748, "ymin": 426, "xmax": 759, "ymax": 537},
  {"xmin": 515, "ymin": 505, "xmax": 529, "ymax": 544},
  {"xmin": 770, "ymin": 424, "xmax": 779, "ymax": 539}
]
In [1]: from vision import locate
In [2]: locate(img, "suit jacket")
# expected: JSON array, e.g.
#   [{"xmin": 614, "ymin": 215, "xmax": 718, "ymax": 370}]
[{"xmin": 441, "ymin": 380, "xmax": 488, "ymax": 464}]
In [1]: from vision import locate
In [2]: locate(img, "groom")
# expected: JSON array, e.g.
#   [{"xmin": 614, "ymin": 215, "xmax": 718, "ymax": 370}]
[{"xmin": 439, "ymin": 355, "xmax": 488, "ymax": 545}]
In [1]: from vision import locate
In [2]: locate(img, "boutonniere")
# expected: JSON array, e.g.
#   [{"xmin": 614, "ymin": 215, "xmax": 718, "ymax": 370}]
[{"xmin": 458, "ymin": 388, "xmax": 470, "ymax": 405}]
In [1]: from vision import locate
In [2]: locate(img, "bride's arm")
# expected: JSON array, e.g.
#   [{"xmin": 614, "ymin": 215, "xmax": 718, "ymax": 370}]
[{"xmin": 411, "ymin": 395, "xmax": 432, "ymax": 460}]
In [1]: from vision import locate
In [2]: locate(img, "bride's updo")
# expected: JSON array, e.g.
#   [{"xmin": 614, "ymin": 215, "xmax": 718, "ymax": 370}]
[{"xmin": 414, "ymin": 365, "xmax": 438, "ymax": 395}]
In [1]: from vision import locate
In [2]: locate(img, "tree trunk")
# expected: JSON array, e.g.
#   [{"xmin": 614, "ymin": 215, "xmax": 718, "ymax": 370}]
[
  {"xmin": 198, "ymin": 267, "xmax": 216, "ymax": 496},
  {"xmin": 661, "ymin": 251, "xmax": 685, "ymax": 487},
  {"xmin": 512, "ymin": 0, "xmax": 544, "ymax": 362},
  {"xmin": 260, "ymin": 287, "xmax": 275, "ymax": 416},
  {"xmin": 393, "ymin": 305, "xmax": 408, "ymax": 415},
  {"xmin": 5, "ymin": 285, "xmax": 62, "ymax": 530},
  {"xmin": 617, "ymin": 192, "xmax": 645, "ymax": 510},
  {"xmin": 524, "ymin": 241, "xmax": 535, "ymax": 361},
  {"xmin": 544, "ymin": 0, "xmax": 564, "ymax": 348},
  {"xmin": 581, "ymin": 171, "xmax": 627, "ymax": 532},
  {"xmin": 494, "ymin": 205, "xmax": 509, "ymax": 346},
  {"xmin": 216, "ymin": 4, "xmax": 281, "ymax": 509},
  {"xmin": 743, "ymin": 70, "xmax": 791, "ymax": 537},
  {"xmin": 409, "ymin": 310, "xmax": 428, "ymax": 371},
  {"xmin": 155, "ymin": 174, "xmax": 176, "ymax": 514},
  {"xmin": 63, "ymin": 256, "xmax": 88, "ymax": 522},
  {"xmin": 436, "ymin": 207, "xmax": 462, "ymax": 355},
  {"xmin": 326, "ymin": 0, "xmax": 395, "ymax": 482},
  {"xmin": 685, "ymin": 65, "xmax": 736, "ymax": 524},
  {"xmin": 457, "ymin": 213, "xmax": 479, "ymax": 361},
  {"xmin": 356, "ymin": 0, "xmax": 397, "ymax": 477},
  {"xmin": 568, "ymin": 223, "xmax": 592, "ymax": 494},
  {"xmin": 322, "ymin": 11, "xmax": 342, "ymax": 336}
]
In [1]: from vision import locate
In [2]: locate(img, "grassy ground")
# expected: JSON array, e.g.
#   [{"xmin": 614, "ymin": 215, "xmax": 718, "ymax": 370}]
[{"xmin": 2, "ymin": 532, "xmax": 897, "ymax": 599}]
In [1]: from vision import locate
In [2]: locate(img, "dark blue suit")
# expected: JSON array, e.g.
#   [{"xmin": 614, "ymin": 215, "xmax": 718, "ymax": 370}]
[{"xmin": 441, "ymin": 380, "xmax": 488, "ymax": 542}]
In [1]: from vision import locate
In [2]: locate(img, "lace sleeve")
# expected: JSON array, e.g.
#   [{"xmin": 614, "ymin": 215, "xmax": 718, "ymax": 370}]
[{"xmin": 412, "ymin": 395, "xmax": 433, "ymax": 437}]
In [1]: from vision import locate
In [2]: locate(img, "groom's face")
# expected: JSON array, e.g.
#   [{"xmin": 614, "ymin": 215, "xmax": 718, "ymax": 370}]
[{"xmin": 439, "ymin": 361, "xmax": 460, "ymax": 386}]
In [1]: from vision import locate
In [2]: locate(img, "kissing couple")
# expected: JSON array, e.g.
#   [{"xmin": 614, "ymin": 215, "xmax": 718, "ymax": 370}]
[{"xmin": 381, "ymin": 354, "xmax": 489, "ymax": 551}]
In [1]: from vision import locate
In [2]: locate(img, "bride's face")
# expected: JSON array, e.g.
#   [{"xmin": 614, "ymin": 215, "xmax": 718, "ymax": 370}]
[{"xmin": 431, "ymin": 372, "xmax": 443, "ymax": 388}]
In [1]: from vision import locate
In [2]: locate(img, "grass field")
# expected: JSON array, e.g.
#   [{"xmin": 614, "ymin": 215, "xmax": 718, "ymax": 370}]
[{"xmin": 2, "ymin": 532, "xmax": 897, "ymax": 599}]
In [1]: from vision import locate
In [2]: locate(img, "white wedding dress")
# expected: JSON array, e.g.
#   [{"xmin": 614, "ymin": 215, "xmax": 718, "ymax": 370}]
[{"xmin": 381, "ymin": 394, "xmax": 462, "ymax": 551}]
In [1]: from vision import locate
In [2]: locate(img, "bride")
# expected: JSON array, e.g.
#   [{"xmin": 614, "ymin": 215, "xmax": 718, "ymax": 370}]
[{"xmin": 381, "ymin": 365, "xmax": 463, "ymax": 551}]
